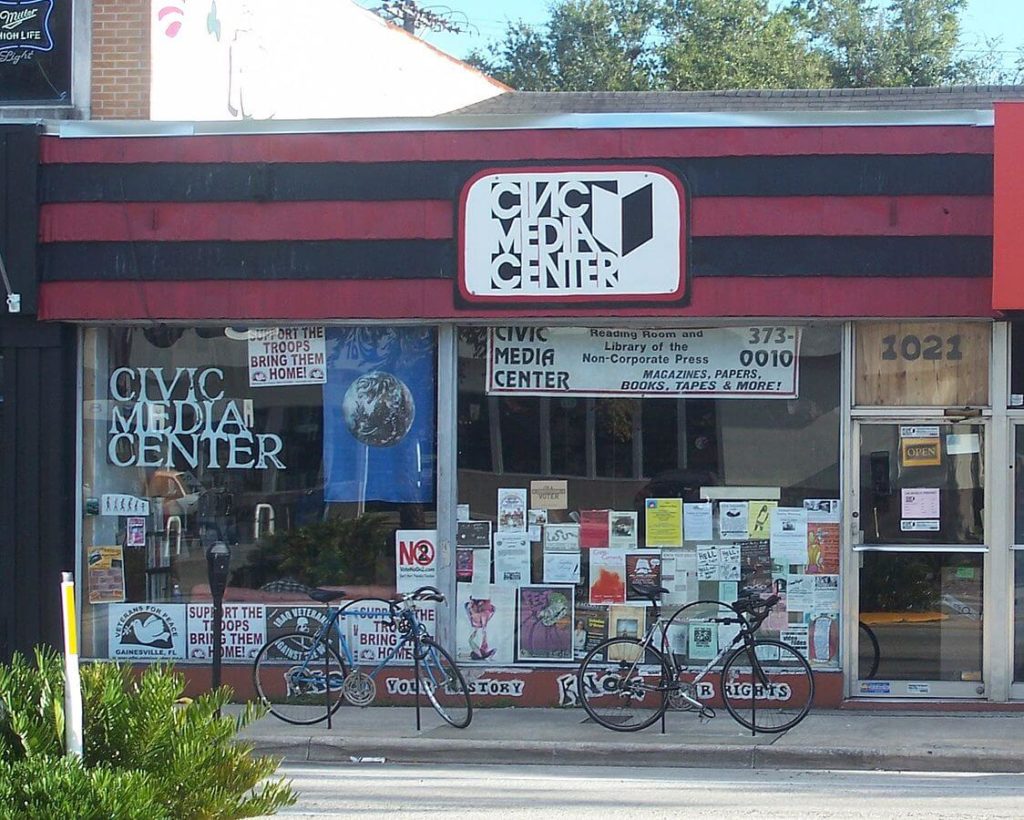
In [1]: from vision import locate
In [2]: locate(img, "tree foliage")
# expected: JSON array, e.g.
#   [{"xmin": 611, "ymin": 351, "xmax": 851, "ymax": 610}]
[{"xmin": 467, "ymin": 0, "xmax": 1011, "ymax": 91}]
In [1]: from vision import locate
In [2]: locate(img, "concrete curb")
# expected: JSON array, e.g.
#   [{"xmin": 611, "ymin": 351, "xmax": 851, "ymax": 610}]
[{"xmin": 245, "ymin": 734, "xmax": 1024, "ymax": 773}]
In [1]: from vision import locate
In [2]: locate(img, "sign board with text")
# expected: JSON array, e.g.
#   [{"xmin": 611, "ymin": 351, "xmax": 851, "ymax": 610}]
[
  {"xmin": 487, "ymin": 326, "xmax": 800, "ymax": 398},
  {"xmin": 459, "ymin": 167, "xmax": 687, "ymax": 306},
  {"xmin": 855, "ymin": 322, "xmax": 989, "ymax": 407}
]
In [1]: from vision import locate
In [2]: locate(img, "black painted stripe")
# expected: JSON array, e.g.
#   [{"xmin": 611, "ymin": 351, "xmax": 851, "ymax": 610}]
[
  {"xmin": 40, "ymin": 154, "xmax": 993, "ymax": 203},
  {"xmin": 41, "ymin": 239, "xmax": 455, "ymax": 282},
  {"xmin": 40, "ymin": 236, "xmax": 990, "ymax": 282},
  {"xmin": 693, "ymin": 236, "xmax": 992, "ymax": 277}
]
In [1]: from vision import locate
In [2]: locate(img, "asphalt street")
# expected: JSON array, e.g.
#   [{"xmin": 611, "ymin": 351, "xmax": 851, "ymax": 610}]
[{"xmin": 265, "ymin": 762, "xmax": 1024, "ymax": 819}]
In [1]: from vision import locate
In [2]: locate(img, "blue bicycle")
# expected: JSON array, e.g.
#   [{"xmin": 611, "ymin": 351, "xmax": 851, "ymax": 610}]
[{"xmin": 253, "ymin": 585, "xmax": 472, "ymax": 728}]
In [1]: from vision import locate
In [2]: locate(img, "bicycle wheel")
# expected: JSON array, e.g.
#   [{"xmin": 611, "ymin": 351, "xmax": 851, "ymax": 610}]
[
  {"xmin": 721, "ymin": 639, "xmax": 814, "ymax": 734},
  {"xmin": 577, "ymin": 637, "xmax": 670, "ymax": 732},
  {"xmin": 417, "ymin": 637, "xmax": 473, "ymax": 728},
  {"xmin": 253, "ymin": 632, "xmax": 347, "ymax": 725},
  {"xmin": 859, "ymin": 621, "xmax": 881, "ymax": 679}
]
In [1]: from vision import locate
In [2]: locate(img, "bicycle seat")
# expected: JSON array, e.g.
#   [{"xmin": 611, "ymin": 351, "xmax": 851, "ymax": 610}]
[
  {"xmin": 732, "ymin": 593, "xmax": 780, "ymax": 613},
  {"xmin": 630, "ymin": 583, "xmax": 668, "ymax": 604},
  {"xmin": 306, "ymin": 588, "xmax": 347, "ymax": 603}
]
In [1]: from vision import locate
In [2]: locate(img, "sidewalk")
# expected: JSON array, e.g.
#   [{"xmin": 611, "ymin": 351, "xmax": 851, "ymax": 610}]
[{"xmin": 238, "ymin": 705, "xmax": 1024, "ymax": 773}]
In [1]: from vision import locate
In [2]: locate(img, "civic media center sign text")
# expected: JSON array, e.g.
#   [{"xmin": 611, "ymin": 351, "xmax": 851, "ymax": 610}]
[{"xmin": 459, "ymin": 166, "xmax": 688, "ymax": 306}]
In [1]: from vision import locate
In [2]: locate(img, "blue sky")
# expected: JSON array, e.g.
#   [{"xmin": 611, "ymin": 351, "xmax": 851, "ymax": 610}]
[{"xmin": 355, "ymin": 0, "xmax": 1023, "ymax": 68}]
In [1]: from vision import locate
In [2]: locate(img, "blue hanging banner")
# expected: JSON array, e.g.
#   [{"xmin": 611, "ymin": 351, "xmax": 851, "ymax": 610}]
[{"xmin": 322, "ymin": 327, "xmax": 436, "ymax": 504}]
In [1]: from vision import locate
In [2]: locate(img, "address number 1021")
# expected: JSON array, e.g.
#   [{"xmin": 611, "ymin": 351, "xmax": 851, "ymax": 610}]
[{"xmin": 880, "ymin": 334, "xmax": 963, "ymax": 362}]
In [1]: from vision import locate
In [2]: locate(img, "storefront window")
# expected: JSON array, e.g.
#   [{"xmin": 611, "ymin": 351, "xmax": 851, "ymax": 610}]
[
  {"xmin": 80, "ymin": 325, "xmax": 437, "ymax": 661},
  {"xmin": 454, "ymin": 324, "xmax": 841, "ymax": 669}
]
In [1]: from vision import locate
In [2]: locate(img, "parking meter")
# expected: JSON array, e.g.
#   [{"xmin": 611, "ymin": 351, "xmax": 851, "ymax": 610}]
[{"xmin": 206, "ymin": 542, "xmax": 231, "ymax": 696}]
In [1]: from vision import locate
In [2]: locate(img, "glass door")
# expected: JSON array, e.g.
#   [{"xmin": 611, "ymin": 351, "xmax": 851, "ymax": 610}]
[
  {"xmin": 853, "ymin": 421, "xmax": 987, "ymax": 698},
  {"xmin": 1011, "ymin": 425, "xmax": 1024, "ymax": 694}
]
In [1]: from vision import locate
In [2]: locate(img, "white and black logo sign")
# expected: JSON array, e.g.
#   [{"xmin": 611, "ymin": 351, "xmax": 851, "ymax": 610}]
[
  {"xmin": 460, "ymin": 167, "xmax": 686, "ymax": 305},
  {"xmin": 108, "ymin": 604, "xmax": 186, "ymax": 660}
]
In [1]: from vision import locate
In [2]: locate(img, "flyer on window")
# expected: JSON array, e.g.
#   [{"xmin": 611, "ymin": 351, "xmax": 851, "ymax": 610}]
[
  {"xmin": 683, "ymin": 502, "xmax": 713, "ymax": 542},
  {"xmin": 456, "ymin": 583, "xmax": 515, "ymax": 664},
  {"xmin": 87, "ymin": 546, "xmax": 126, "ymax": 604},
  {"xmin": 543, "ymin": 523, "xmax": 580, "ymax": 553},
  {"xmin": 625, "ymin": 550, "xmax": 663, "ymax": 601},
  {"xmin": 580, "ymin": 509, "xmax": 611, "ymax": 548},
  {"xmin": 609, "ymin": 511, "xmax": 638, "ymax": 548},
  {"xmin": 456, "ymin": 520, "xmax": 492, "ymax": 548},
  {"xmin": 497, "ymin": 488, "xmax": 528, "ymax": 532},
  {"xmin": 806, "ymin": 522, "xmax": 840, "ymax": 574},
  {"xmin": 644, "ymin": 498, "xmax": 683, "ymax": 546},
  {"xmin": 574, "ymin": 604, "xmax": 609, "ymax": 659},
  {"xmin": 747, "ymin": 501, "xmax": 777, "ymax": 539},
  {"xmin": 588, "ymin": 549, "xmax": 627, "ymax": 604},
  {"xmin": 544, "ymin": 551, "xmax": 581, "ymax": 585},
  {"xmin": 770, "ymin": 507, "xmax": 808, "ymax": 564},
  {"xmin": 718, "ymin": 502, "xmax": 749, "ymax": 539},
  {"xmin": 493, "ymin": 532, "xmax": 531, "ymax": 586},
  {"xmin": 517, "ymin": 585, "xmax": 574, "ymax": 662}
]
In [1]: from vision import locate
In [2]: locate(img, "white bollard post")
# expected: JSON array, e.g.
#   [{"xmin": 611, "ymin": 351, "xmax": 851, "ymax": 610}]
[{"xmin": 61, "ymin": 572, "xmax": 83, "ymax": 758}]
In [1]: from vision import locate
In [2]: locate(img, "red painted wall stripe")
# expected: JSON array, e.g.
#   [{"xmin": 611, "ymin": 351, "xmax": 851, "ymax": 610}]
[
  {"xmin": 39, "ymin": 125, "xmax": 992, "ymax": 165},
  {"xmin": 38, "ymin": 277, "xmax": 994, "ymax": 322},
  {"xmin": 39, "ymin": 201, "xmax": 454, "ymax": 242},
  {"xmin": 994, "ymin": 103, "xmax": 1024, "ymax": 309},
  {"xmin": 39, "ymin": 196, "xmax": 991, "ymax": 243}
]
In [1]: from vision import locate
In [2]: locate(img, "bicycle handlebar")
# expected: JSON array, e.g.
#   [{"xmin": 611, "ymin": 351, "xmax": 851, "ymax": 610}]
[{"xmin": 397, "ymin": 585, "xmax": 446, "ymax": 604}]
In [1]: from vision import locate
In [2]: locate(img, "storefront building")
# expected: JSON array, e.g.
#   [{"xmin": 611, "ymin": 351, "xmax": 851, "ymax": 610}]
[{"xmin": 21, "ymin": 90, "xmax": 1024, "ymax": 706}]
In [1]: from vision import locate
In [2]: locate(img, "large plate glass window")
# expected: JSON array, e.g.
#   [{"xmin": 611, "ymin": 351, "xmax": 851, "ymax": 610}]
[
  {"xmin": 79, "ymin": 326, "xmax": 438, "ymax": 663},
  {"xmin": 455, "ymin": 324, "xmax": 841, "ymax": 674}
]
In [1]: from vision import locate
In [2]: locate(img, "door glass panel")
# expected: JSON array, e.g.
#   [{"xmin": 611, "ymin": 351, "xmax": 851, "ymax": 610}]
[
  {"xmin": 860, "ymin": 552, "xmax": 983, "ymax": 681},
  {"xmin": 857, "ymin": 423, "xmax": 985, "ymax": 687},
  {"xmin": 858, "ymin": 424, "xmax": 984, "ymax": 546}
]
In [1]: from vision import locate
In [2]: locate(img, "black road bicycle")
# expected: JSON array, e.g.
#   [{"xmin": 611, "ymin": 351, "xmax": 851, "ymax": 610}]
[{"xmin": 578, "ymin": 585, "xmax": 814, "ymax": 734}]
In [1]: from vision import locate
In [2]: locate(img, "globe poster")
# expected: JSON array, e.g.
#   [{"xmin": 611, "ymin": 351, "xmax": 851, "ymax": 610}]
[{"xmin": 322, "ymin": 327, "xmax": 436, "ymax": 503}]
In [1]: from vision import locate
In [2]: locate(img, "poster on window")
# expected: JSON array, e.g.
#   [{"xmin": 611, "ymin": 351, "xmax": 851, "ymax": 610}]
[
  {"xmin": 486, "ymin": 326, "xmax": 800, "ymax": 398},
  {"xmin": 456, "ymin": 583, "xmax": 515, "ymax": 664},
  {"xmin": 493, "ymin": 532, "xmax": 531, "ymax": 586},
  {"xmin": 588, "ymin": 549, "xmax": 626, "ymax": 604},
  {"xmin": 87, "ymin": 546, "xmax": 125, "ymax": 604},
  {"xmin": 108, "ymin": 604, "xmax": 186, "ymax": 661},
  {"xmin": 322, "ymin": 327, "xmax": 435, "ymax": 503},
  {"xmin": 265, "ymin": 605, "xmax": 336, "ymax": 658},
  {"xmin": 342, "ymin": 600, "xmax": 436, "ymax": 665},
  {"xmin": 625, "ymin": 551, "xmax": 663, "ymax": 601},
  {"xmin": 517, "ymin": 585, "xmax": 574, "ymax": 662},
  {"xmin": 186, "ymin": 604, "xmax": 266, "ymax": 662},
  {"xmin": 248, "ymin": 327, "xmax": 327, "ymax": 386},
  {"xmin": 395, "ymin": 530, "xmax": 438, "ymax": 594},
  {"xmin": 806, "ymin": 522, "xmax": 840, "ymax": 574}
]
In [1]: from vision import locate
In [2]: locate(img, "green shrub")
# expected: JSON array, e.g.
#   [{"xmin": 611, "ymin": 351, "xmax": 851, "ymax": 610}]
[
  {"xmin": 0, "ymin": 757, "xmax": 166, "ymax": 820},
  {"xmin": 0, "ymin": 648, "xmax": 295, "ymax": 819}
]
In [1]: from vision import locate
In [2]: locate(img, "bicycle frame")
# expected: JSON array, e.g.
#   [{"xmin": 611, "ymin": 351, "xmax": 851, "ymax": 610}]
[
  {"xmin": 291, "ymin": 598, "xmax": 429, "ymax": 685},
  {"xmin": 645, "ymin": 599, "xmax": 770, "ymax": 710}
]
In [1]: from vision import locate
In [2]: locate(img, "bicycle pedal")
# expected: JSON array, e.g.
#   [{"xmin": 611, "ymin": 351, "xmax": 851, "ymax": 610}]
[{"xmin": 698, "ymin": 707, "xmax": 716, "ymax": 722}]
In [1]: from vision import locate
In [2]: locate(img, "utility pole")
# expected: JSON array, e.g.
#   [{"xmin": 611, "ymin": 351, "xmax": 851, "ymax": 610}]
[{"xmin": 375, "ymin": 1, "xmax": 469, "ymax": 36}]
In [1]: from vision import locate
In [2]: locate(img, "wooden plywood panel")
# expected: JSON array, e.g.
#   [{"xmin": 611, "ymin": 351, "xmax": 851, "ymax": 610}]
[{"xmin": 855, "ymin": 322, "xmax": 990, "ymax": 407}]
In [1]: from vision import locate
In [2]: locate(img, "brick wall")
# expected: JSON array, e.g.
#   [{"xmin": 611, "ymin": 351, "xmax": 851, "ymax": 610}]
[{"xmin": 91, "ymin": 0, "xmax": 150, "ymax": 119}]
